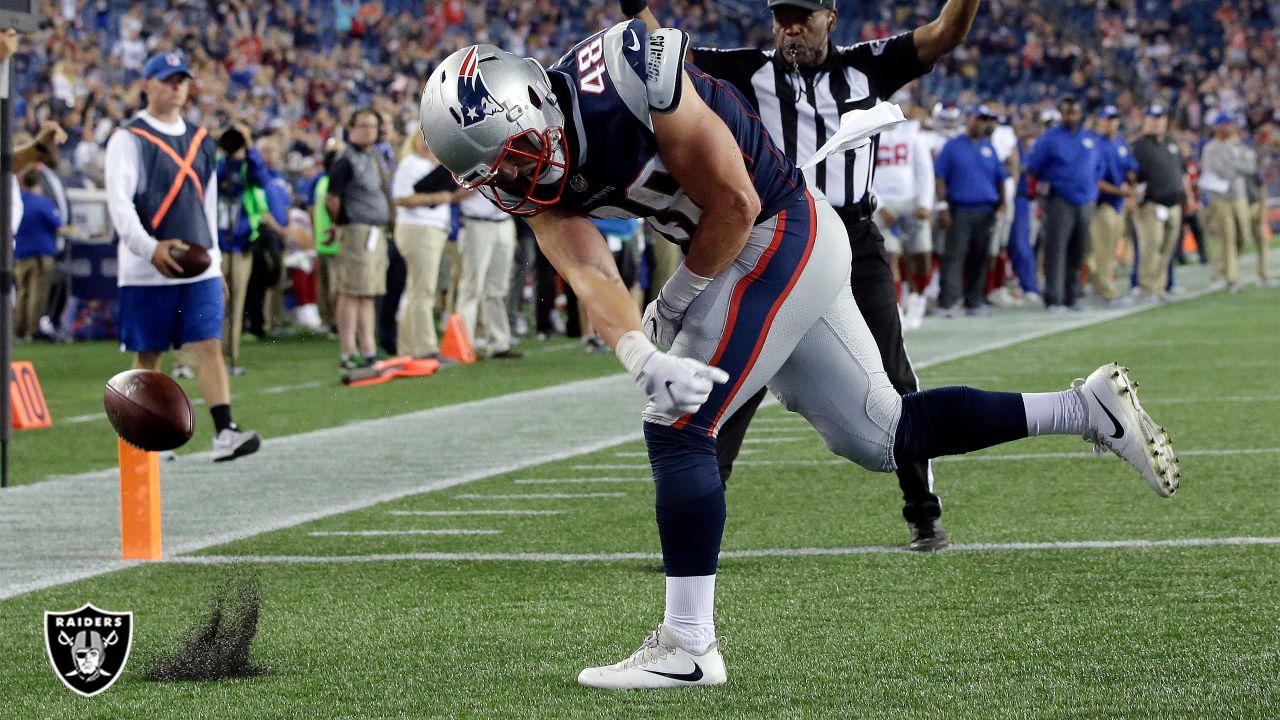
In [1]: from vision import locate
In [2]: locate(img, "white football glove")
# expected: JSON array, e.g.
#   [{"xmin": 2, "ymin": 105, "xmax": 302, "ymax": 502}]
[
  {"xmin": 635, "ymin": 351, "xmax": 731, "ymax": 416},
  {"xmin": 642, "ymin": 298, "xmax": 683, "ymax": 347}
]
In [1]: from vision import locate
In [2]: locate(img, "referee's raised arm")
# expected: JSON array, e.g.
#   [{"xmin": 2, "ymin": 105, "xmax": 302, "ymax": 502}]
[{"xmin": 913, "ymin": 0, "xmax": 982, "ymax": 64}]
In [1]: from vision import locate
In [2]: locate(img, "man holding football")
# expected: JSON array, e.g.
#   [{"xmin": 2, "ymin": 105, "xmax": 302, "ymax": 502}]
[{"xmin": 105, "ymin": 51, "xmax": 260, "ymax": 462}]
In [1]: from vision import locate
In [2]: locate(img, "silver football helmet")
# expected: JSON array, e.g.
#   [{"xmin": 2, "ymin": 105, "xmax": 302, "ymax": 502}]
[{"xmin": 419, "ymin": 44, "xmax": 569, "ymax": 215}]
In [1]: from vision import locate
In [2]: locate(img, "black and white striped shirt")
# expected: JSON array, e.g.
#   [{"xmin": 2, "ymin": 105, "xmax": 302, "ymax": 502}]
[{"xmin": 691, "ymin": 33, "xmax": 929, "ymax": 211}]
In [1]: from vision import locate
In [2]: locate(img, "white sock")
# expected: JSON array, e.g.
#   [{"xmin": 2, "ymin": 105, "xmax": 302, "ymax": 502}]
[
  {"xmin": 1022, "ymin": 390, "xmax": 1087, "ymax": 436},
  {"xmin": 663, "ymin": 574, "xmax": 716, "ymax": 652}
]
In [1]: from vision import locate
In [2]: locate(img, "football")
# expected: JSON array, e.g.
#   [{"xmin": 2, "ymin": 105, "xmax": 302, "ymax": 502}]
[
  {"xmin": 169, "ymin": 243, "xmax": 212, "ymax": 279},
  {"xmin": 104, "ymin": 369, "xmax": 196, "ymax": 451}
]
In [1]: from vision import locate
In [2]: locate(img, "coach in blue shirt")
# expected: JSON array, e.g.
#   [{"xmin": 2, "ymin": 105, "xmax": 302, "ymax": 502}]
[
  {"xmin": 1024, "ymin": 96, "xmax": 1106, "ymax": 311},
  {"xmin": 1088, "ymin": 106, "xmax": 1139, "ymax": 305},
  {"xmin": 934, "ymin": 104, "xmax": 1006, "ymax": 314},
  {"xmin": 14, "ymin": 170, "xmax": 64, "ymax": 341}
]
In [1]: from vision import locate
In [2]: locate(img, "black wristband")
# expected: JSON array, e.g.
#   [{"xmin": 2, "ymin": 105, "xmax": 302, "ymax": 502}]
[{"xmin": 620, "ymin": 0, "xmax": 648, "ymax": 16}]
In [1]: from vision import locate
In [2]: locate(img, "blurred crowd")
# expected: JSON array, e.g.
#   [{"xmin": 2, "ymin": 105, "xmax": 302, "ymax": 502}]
[{"xmin": 9, "ymin": 0, "xmax": 1279, "ymax": 363}]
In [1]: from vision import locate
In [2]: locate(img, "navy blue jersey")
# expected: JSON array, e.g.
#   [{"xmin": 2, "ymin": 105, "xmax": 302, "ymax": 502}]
[{"xmin": 546, "ymin": 20, "xmax": 804, "ymax": 244}]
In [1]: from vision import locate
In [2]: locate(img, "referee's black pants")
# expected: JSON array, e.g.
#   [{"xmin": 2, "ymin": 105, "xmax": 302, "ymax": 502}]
[{"xmin": 714, "ymin": 211, "xmax": 944, "ymax": 526}]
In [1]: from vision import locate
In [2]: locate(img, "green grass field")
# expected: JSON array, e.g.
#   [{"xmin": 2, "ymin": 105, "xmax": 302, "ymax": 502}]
[{"xmin": 3, "ymin": 287, "xmax": 1279, "ymax": 719}]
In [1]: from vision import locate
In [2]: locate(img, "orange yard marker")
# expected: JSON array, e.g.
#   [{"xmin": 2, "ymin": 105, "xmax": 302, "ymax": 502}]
[
  {"xmin": 118, "ymin": 439, "xmax": 162, "ymax": 560},
  {"xmin": 9, "ymin": 361, "xmax": 52, "ymax": 429},
  {"xmin": 439, "ymin": 314, "xmax": 477, "ymax": 364}
]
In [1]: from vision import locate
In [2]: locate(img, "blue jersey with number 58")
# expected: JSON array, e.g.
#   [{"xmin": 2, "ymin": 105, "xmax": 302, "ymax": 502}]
[{"xmin": 546, "ymin": 20, "xmax": 805, "ymax": 244}]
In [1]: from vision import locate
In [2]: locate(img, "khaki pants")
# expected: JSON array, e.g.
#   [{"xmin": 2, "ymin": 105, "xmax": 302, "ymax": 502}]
[
  {"xmin": 1250, "ymin": 200, "xmax": 1271, "ymax": 282},
  {"xmin": 1133, "ymin": 202, "xmax": 1182, "ymax": 299},
  {"xmin": 457, "ymin": 217, "xmax": 516, "ymax": 353},
  {"xmin": 650, "ymin": 236, "xmax": 683, "ymax": 302},
  {"xmin": 1088, "ymin": 204, "xmax": 1126, "ymax": 301},
  {"xmin": 441, "ymin": 241, "xmax": 462, "ymax": 317},
  {"xmin": 395, "ymin": 223, "xmax": 448, "ymax": 356},
  {"xmin": 335, "ymin": 224, "xmax": 389, "ymax": 297},
  {"xmin": 1205, "ymin": 196, "xmax": 1251, "ymax": 286},
  {"xmin": 317, "ymin": 253, "xmax": 339, "ymax": 327},
  {"xmin": 266, "ymin": 257, "xmax": 288, "ymax": 332},
  {"xmin": 221, "ymin": 251, "xmax": 252, "ymax": 363},
  {"xmin": 14, "ymin": 255, "xmax": 54, "ymax": 338}
]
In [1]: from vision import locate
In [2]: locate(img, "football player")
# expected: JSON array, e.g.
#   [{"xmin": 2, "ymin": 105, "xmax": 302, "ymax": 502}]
[{"xmin": 418, "ymin": 23, "xmax": 1179, "ymax": 690}]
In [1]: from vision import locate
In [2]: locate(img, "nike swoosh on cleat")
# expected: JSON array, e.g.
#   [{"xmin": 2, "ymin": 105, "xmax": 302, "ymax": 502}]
[
  {"xmin": 1091, "ymin": 391, "xmax": 1125, "ymax": 439},
  {"xmin": 643, "ymin": 662, "xmax": 703, "ymax": 682}
]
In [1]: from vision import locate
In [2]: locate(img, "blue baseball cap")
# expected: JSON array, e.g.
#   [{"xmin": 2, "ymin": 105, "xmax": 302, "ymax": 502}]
[
  {"xmin": 1211, "ymin": 111, "xmax": 1235, "ymax": 127},
  {"xmin": 1145, "ymin": 104, "xmax": 1167, "ymax": 117},
  {"xmin": 969, "ymin": 104, "xmax": 998, "ymax": 120},
  {"xmin": 143, "ymin": 52, "xmax": 191, "ymax": 81},
  {"xmin": 1098, "ymin": 105, "xmax": 1120, "ymax": 119}
]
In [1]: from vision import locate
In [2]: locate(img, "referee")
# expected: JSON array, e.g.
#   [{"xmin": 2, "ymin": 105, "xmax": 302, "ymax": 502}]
[{"xmin": 625, "ymin": 0, "xmax": 979, "ymax": 550}]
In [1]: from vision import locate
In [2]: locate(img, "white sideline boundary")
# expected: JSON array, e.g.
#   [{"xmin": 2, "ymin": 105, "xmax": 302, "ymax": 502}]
[{"xmin": 170, "ymin": 536, "xmax": 1280, "ymax": 565}]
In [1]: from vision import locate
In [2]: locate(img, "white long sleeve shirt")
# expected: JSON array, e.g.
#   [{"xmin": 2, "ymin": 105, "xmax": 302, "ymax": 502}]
[
  {"xmin": 872, "ymin": 120, "xmax": 934, "ymax": 211},
  {"xmin": 104, "ymin": 111, "xmax": 220, "ymax": 286},
  {"xmin": 392, "ymin": 154, "xmax": 452, "ymax": 231}
]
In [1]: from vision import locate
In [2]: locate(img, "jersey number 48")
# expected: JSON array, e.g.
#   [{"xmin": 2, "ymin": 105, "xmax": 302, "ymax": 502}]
[{"xmin": 577, "ymin": 37, "xmax": 606, "ymax": 94}]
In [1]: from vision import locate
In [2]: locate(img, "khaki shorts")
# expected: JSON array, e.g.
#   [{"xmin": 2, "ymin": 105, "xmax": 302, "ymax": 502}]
[{"xmin": 335, "ymin": 223, "xmax": 389, "ymax": 296}]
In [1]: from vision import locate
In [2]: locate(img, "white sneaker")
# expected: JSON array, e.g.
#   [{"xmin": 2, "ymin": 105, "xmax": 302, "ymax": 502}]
[
  {"xmin": 987, "ymin": 286, "xmax": 1015, "ymax": 307},
  {"xmin": 212, "ymin": 428, "xmax": 262, "ymax": 462},
  {"xmin": 577, "ymin": 625, "xmax": 727, "ymax": 690},
  {"xmin": 1074, "ymin": 363, "xmax": 1179, "ymax": 497},
  {"xmin": 906, "ymin": 292, "xmax": 927, "ymax": 330},
  {"xmin": 171, "ymin": 365, "xmax": 194, "ymax": 379}
]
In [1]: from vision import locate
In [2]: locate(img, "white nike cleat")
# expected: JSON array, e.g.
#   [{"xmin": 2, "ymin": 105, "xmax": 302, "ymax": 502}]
[
  {"xmin": 212, "ymin": 427, "xmax": 262, "ymax": 462},
  {"xmin": 1074, "ymin": 363, "xmax": 1179, "ymax": 497},
  {"xmin": 577, "ymin": 625, "xmax": 727, "ymax": 690}
]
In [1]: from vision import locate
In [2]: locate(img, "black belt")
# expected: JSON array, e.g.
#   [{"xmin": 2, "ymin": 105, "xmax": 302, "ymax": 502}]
[{"xmin": 832, "ymin": 193, "xmax": 878, "ymax": 225}]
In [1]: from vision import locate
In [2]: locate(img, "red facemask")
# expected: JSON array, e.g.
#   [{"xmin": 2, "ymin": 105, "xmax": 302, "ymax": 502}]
[{"xmin": 456, "ymin": 127, "xmax": 569, "ymax": 216}]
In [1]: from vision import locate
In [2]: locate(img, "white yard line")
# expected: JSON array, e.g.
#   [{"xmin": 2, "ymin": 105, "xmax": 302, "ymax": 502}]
[
  {"xmin": 309, "ymin": 530, "xmax": 500, "ymax": 537},
  {"xmin": 572, "ymin": 447, "xmax": 1280, "ymax": 470},
  {"xmin": 612, "ymin": 449, "xmax": 762, "ymax": 458},
  {"xmin": 388, "ymin": 510, "xmax": 563, "ymax": 517},
  {"xmin": 169, "ymin": 536, "xmax": 1280, "ymax": 565},
  {"xmin": 455, "ymin": 492, "xmax": 628, "ymax": 500},
  {"xmin": 513, "ymin": 477, "xmax": 651, "ymax": 484}
]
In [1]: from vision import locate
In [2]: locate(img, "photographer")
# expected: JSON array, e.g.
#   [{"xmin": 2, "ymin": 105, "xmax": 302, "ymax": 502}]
[{"xmin": 215, "ymin": 122, "xmax": 289, "ymax": 374}]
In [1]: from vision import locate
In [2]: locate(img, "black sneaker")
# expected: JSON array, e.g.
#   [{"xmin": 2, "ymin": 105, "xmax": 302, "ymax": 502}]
[
  {"xmin": 490, "ymin": 348, "xmax": 524, "ymax": 359},
  {"xmin": 907, "ymin": 518, "xmax": 950, "ymax": 552},
  {"xmin": 339, "ymin": 354, "xmax": 373, "ymax": 370}
]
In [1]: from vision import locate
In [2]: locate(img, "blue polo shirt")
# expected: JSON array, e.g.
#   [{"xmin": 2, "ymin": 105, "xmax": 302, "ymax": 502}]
[
  {"xmin": 1024, "ymin": 124, "xmax": 1106, "ymax": 206},
  {"xmin": 1096, "ymin": 133, "xmax": 1139, "ymax": 212},
  {"xmin": 14, "ymin": 191, "xmax": 61, "ymax": 260},
  {"xmin": 934, "ymin": 134, "xmax": 1006, "ymax": 209}
]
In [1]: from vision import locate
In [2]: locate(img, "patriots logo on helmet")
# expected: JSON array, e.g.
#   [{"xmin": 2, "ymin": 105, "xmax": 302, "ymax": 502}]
[{"xmin": 452, "ymin": 46, "xmax": 502, "ymax": 128}]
